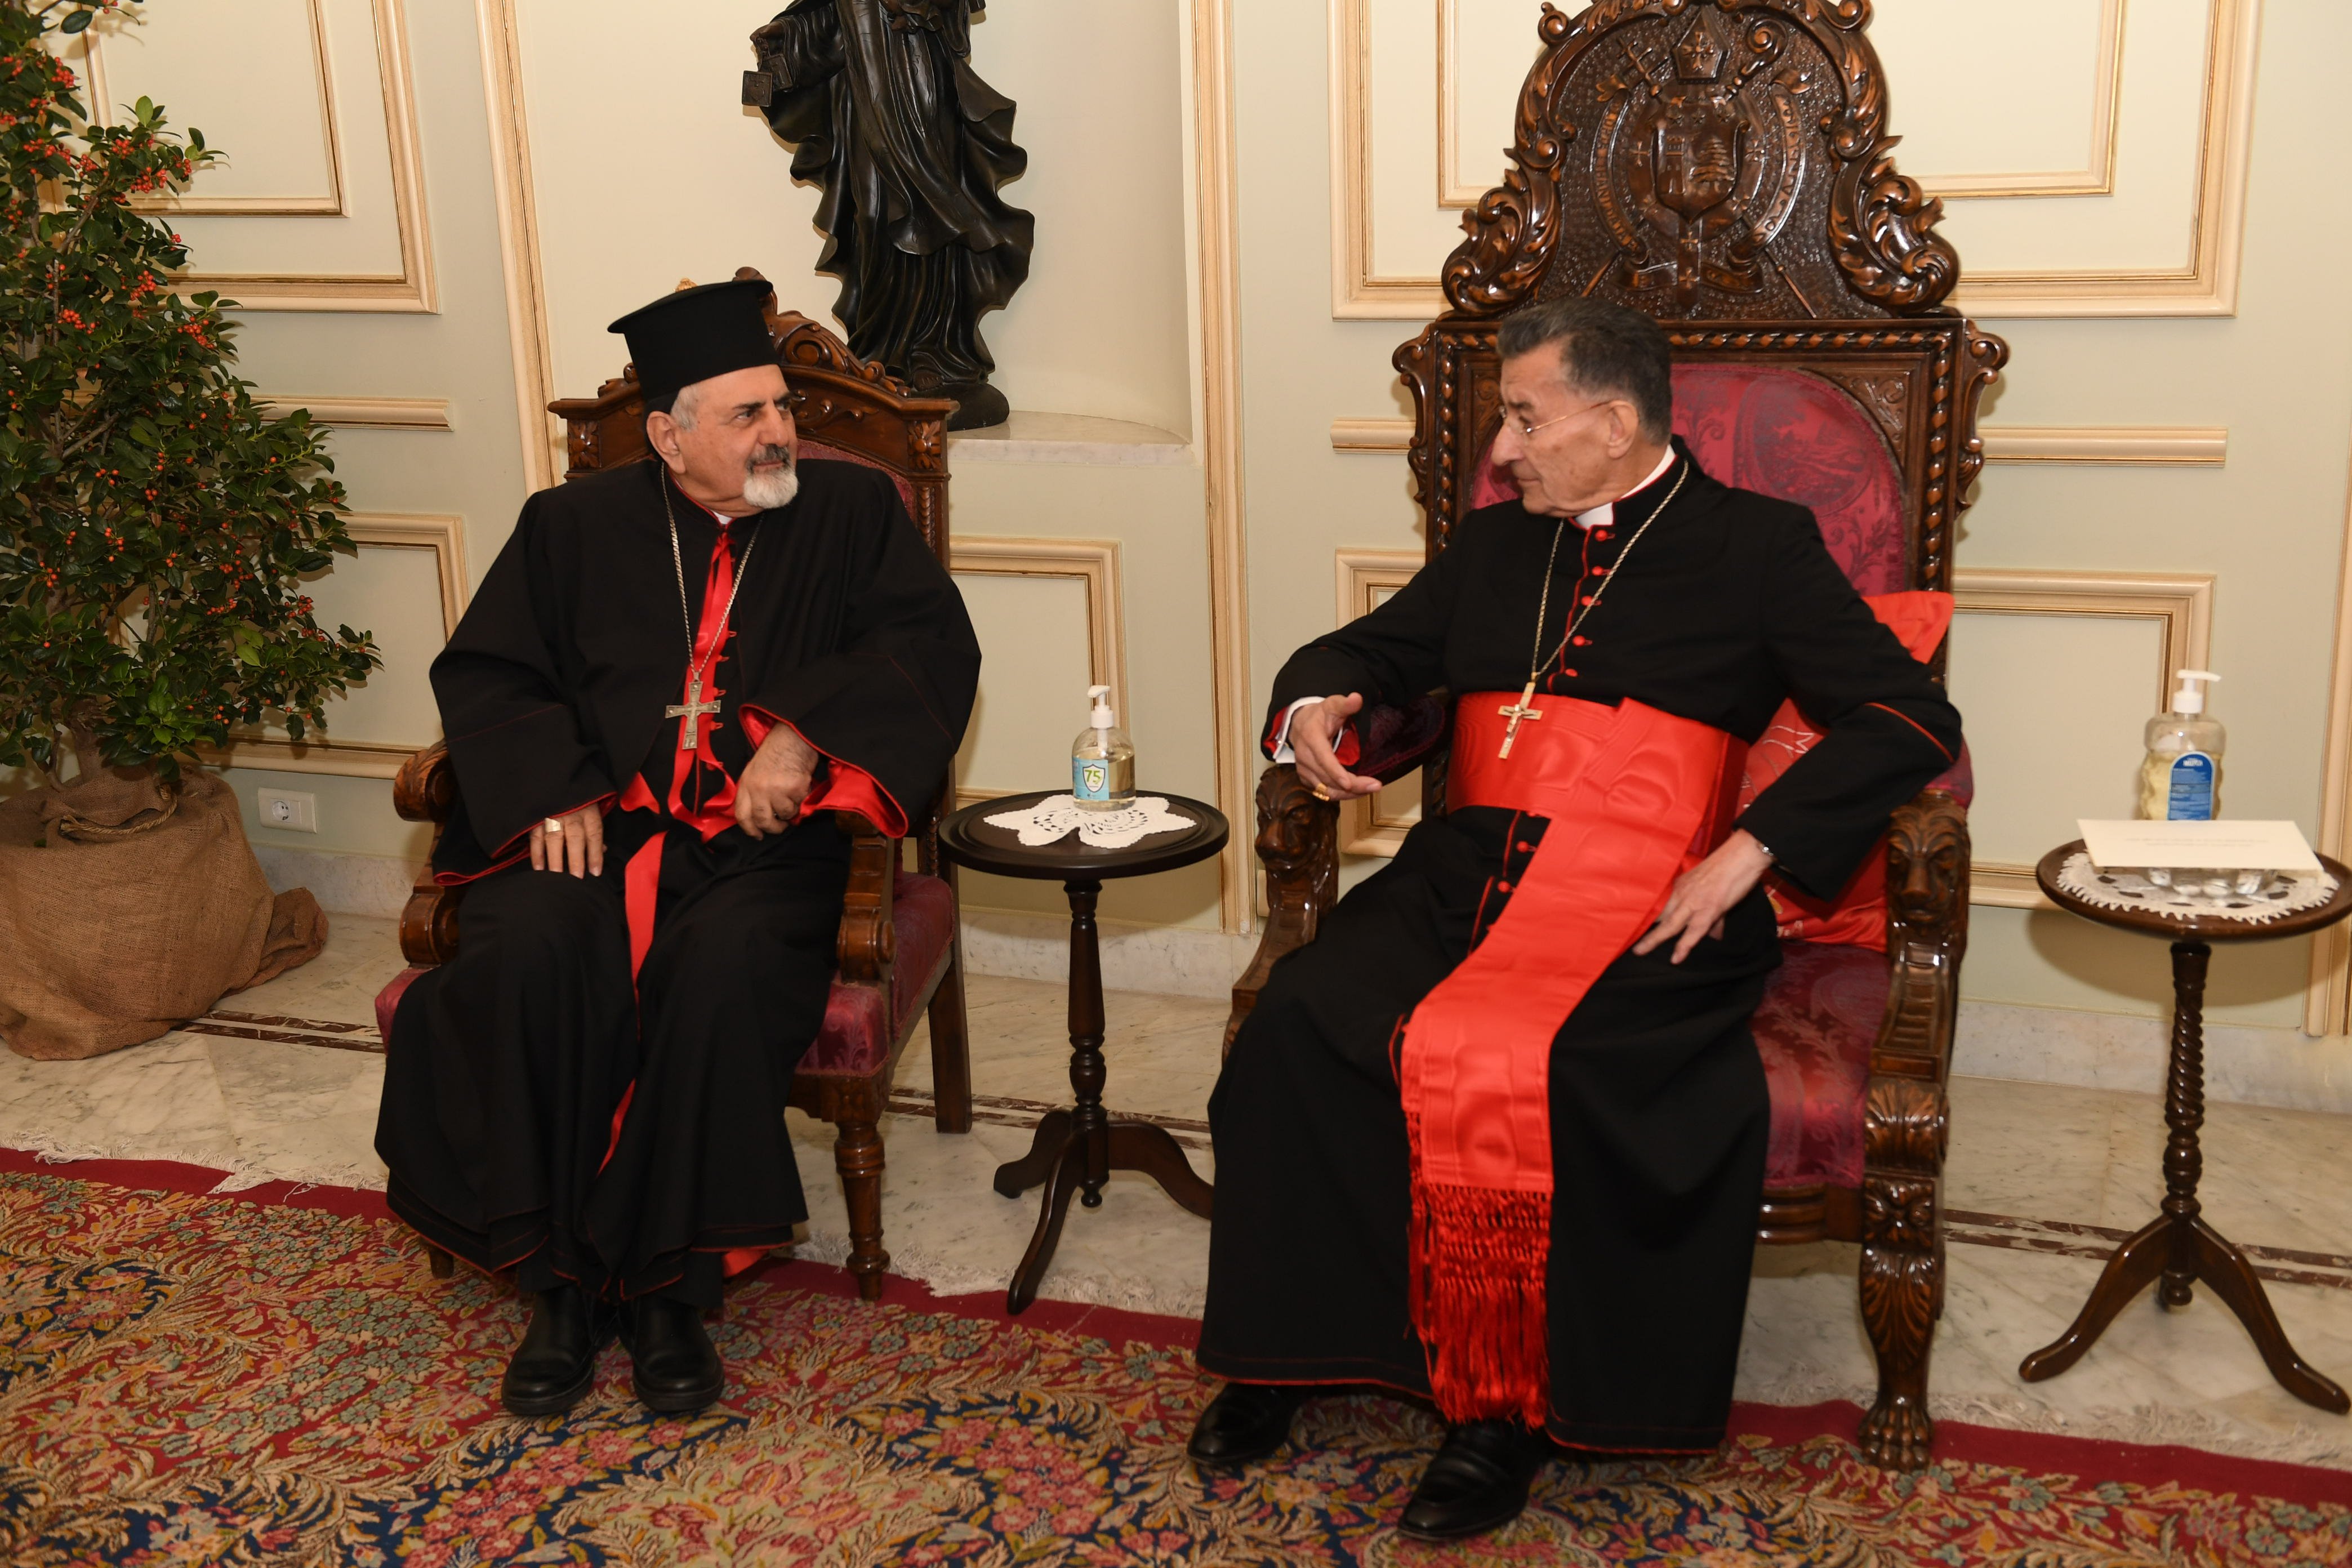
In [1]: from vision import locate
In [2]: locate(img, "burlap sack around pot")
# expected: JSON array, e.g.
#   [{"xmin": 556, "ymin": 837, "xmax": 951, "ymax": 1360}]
[{"xmin": 0, "ymin": 768, "xmax": 327, "ymax": 1060}]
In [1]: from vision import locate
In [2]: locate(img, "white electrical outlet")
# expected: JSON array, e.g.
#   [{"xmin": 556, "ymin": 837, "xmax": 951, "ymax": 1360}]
[{"xmin": 257, "ymin": 788, "xmax": 318, "ymax": 834}]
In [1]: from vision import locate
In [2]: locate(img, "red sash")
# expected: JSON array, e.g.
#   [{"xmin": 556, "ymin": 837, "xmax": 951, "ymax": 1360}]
[{"xmin": 1402, "ymin": 693, "xmax": 1741, "ymax": 1425}]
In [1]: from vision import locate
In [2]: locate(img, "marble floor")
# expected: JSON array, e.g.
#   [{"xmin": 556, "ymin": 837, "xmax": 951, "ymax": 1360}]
[{"xmin": 5, "ymin": 916, "xmax": 2351, "ymax": 1472}]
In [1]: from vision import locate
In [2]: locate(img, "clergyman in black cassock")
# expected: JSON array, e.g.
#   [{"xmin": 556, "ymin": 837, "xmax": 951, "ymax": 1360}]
[
  {"xmin": 375, "ymin": 280, "xmax": 978, "ymax": 1416},
  {"xmin": 1189, "ymin": 301, "xmax": 1961, "ymax": 1540}
]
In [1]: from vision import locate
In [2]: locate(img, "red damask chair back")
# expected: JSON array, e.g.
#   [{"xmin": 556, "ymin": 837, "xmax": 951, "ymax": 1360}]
[{"xmin": 1238, "ymin": 1, "xmax": 2006, "ymax": 1471}]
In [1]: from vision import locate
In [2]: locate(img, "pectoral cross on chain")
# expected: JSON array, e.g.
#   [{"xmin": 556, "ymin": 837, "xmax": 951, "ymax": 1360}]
[
  {"xmin": 1496, "ymin": 681, "xmax": 1544, "ymax": 760},
  {"xmin": 666, "ymin": 676, "xmax": 722, "ymax": 752}
]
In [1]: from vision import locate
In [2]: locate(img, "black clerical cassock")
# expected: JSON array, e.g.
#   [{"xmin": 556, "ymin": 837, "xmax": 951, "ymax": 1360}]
[
  {"xmin": 376, "ymin": 456, "xmax": 978, "ymax": 1307},
  {"xmin": 1198, "ymin": 440, "xmax": 1961, "ymax": 1450}
]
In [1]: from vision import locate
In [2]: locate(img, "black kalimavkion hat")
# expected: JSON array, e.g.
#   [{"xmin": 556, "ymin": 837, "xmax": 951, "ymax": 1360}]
[{"xmin": 607, "ymin": 278, "xmax": 777, "ymax": 401}]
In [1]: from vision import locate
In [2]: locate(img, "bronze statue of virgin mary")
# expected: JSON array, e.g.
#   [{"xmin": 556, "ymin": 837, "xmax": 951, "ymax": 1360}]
[{"xmin": 744, "ymin": 0, "xmax": 1034, "ymax": 430}]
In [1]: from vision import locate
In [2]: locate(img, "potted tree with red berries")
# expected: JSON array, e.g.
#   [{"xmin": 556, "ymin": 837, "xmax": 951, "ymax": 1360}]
[{"xmin": 0, "ymin": 0, "xmax": 379, "ymax": 1059}]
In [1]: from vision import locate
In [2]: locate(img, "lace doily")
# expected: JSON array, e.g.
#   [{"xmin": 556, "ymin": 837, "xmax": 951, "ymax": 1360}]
[
  {"xmin": 2055, "ymin": 851, "xmax": 2338, "ymax": 924},
  {"xmin": 983, "ymin": 794, "xmax": 1196, "ymax": 849}
]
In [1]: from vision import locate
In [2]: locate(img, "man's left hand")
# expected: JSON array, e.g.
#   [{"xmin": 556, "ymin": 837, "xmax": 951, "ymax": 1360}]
[
  {"xmin": 736, "ymin": 725, "xmax": 821, "ymax": 838},
  {"xmin": 1632, "ymin": 830, "xmax": 1773, "ymax": 965}
]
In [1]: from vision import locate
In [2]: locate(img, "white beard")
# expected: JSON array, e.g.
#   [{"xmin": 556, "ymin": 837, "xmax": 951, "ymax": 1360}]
[{"xmin": 741, "ymin": 462, "xmax": 800, "ymax": 511}]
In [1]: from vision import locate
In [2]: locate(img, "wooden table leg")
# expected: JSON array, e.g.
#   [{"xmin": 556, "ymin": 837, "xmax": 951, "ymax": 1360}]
[
  {"xmin": 1107, "ymin": 1121, "xmax": 1213, "ymax": 1219},
  {"xmin": 992, "ymin": 1108, "xmax": 1073, "ymax": 1199},
  {"xmin": 997, "ymin": 875, "xmax": 1216, "ymax": 1312},
  {"xmin": 1006, "ymin": 1143, "xmax": 1085, "ymax": 1314},
  {"xmin": 2020, "ymin": 939, "xmax": 2349, "ymax": 1411}
]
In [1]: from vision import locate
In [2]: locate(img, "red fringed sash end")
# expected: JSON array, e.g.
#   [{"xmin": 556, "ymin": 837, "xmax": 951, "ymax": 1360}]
[{"xmin": 1408, "ymin": 1174, "xmax": 1553, "ymax": 1428}]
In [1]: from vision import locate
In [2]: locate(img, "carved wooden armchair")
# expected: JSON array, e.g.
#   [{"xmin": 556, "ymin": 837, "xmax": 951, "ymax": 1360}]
[
  {"xmin": 377, "ymin": 271, "xmax": 972, "ymax": 1302},
  {"xmin": 1230, "ymin": 3, "xmax": 2004, "ymax": 1469}
]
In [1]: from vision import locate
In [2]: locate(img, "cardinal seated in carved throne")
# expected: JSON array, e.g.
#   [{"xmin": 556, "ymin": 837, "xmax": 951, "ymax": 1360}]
[{"xmin": 1188, "ymin": 300, "xmax": 1963, "ymax": 1541}]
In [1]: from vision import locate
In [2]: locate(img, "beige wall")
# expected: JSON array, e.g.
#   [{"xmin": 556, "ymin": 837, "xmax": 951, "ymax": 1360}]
[{"xmin": 108, "ymin": 0, "xmax": 2352, "ymax": 1037}]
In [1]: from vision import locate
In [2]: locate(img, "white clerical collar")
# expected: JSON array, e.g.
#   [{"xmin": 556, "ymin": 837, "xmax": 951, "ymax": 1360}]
[{"xmin": 1572, "ymin": 445, "xmax": 1678, "ymax": 532}]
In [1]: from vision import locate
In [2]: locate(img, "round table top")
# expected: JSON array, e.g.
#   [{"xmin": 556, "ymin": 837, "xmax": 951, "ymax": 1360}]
[
  {"xmin": 938, "ymin": 790, "xmax": 1230, "ymax": 882},
  {"xmin": 2034, "ymin": 841, "xmax": 2352, "ymax": 942}
]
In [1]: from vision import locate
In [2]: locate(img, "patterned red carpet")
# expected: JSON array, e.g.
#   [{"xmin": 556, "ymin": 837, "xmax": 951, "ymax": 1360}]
[{"xmin": 2, "ymin": 1153, "xmax": 2347, "ymax": 1566}]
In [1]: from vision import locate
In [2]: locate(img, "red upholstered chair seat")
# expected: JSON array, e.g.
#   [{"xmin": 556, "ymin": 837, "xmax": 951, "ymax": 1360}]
[
  {"xmin": 373, "ymin": 869, "xmax": 957, "ymax": 1081},
  {"xmin": 804, "ymin": 870, "xmax": 955, "ymax": 1076},
  {"xmin": 1753, "ymin": 941, "xmax": 1886, "ymax": 1190}
]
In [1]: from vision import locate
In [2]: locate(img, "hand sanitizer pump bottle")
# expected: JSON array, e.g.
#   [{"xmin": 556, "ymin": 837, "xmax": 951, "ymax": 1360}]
[
  {"xmin": 1071, "ymin": 684, "xmax": 1135, "ymax": 811},
  {"xmin": 2138, "ymin": 669, "xmax": 2225, "ymax": 821}
]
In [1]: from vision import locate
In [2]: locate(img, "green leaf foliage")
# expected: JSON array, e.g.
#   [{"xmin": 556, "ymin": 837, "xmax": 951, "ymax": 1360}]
[{"xmin": 0, "ymin": 1, "xmax": 379, "ymax": 787}]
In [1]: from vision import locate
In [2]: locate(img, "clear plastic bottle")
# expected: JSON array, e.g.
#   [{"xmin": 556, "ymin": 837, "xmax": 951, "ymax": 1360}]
[
  {"xmin": 1070, "ymin": 684, "xmax": 1135, "ymax": 810},
  {"xmin": 2137, "ymin": 669, "xmax": 2225, "ymax": 821}
]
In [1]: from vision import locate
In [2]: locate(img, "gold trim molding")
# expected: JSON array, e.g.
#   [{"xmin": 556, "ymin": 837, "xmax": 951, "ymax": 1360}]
[
  {"xmin": 176, "ymin": 0, "xmax": 437, "ymax": 313},
  {"xmin": 83, "ymin": 0, "xmax": 349, "ymax": 217},
  {"xmin": 1336, "ymin": 0, "xmax": 2259, "ymax": 320},
  {"xmin": 1194, "ymin": 0, "xmax": 1254, "ymax": 934},
  {"xmin": 2306, "ymin": 436, "xmax": 2352, "ymax": 1037},
  {"xmin": 201, "ymin": 511, "xmax": 469, "ymax": 777},
  {"xmin": 259, "ymin": 395, "xmax": 452, "ymax": 431},
  {"xmin": 1914, "ymin": 0, "xmax": 2126, "ymax": 199},
  {"xmin": 1329, "ymin": 418, "xmax": 2228, "ymax": 466},
  {"xmin": 1334, "ymin": 549, "xmax": 1423, "ymax": 857},
  {"xmin": 1953, "ymin": 568, "xmax": 2214, "ymax": 908},
  {"xmin": 950, "ymin": 537, "xmax": 1127, "ymax": 808},
  {"xmin": 476, "ymin": 0, "xmax": 562, "ymax": 492}
]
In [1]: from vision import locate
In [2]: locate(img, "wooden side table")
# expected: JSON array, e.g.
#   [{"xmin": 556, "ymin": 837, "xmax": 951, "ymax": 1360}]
[
  {"xmin": 937, "ymin": 791, "xmax": 1229, "ymax": 1313},
  {"xmin": 2020, "ymin": 841, "xmax": 2352, "ymax": 1413}
]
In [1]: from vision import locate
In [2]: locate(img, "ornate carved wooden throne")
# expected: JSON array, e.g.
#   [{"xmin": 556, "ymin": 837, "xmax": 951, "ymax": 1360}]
[
  {"xmin": 1230, "ymin": 3, "xmax": 2004, "ymax": 1468},
  {"xmin": 378, "ymin": 270, "xmax": 972, "ymax": 1303}
]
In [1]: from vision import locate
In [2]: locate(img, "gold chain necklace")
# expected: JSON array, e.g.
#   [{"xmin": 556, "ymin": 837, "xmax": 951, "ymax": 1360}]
[{"xmin": 1495, "ymin": 460, "xmax": 1687, "ymax": 760}]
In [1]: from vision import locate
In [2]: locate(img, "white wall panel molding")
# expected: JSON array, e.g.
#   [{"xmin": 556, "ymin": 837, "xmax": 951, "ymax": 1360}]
[
  {"xmin": 1192, "ymin": 0, "xmax": 1255, "ymax": 934},
  {"xmin": 200, "ymin": 511, "xmax": 467, "ymax": 778},
  {"xmin": 1333, "ymin": 0, "xmax": 2260, "ymax": 320},
  {"xmin": 118, "ymin": 0, "xmax": 438, "ymax": 313},
  {"xmin": 1955, "ymin": 0, "xmax": 2261, "ymax": 318},
  {"xmin": 951, "ymin": 537, "xmax": 1126, "ymax": 808},
  {"xmin": 86, "ymin": 0, "xmax": 348, "ymax": 217},
  {"xmin": 258, "ymin": 395, "xmax": 452, "ymax": 431},
  {"xmin": 1912, "ymin": 0, "xmax": 2126, "ymax": 200},
  {"xmin": 2305, "ymin": 440, "xmax": 2352, "ymax": 1037},
  {"xmin": 1334, "ymin": 549, "xmax": 1422, "ymax": 857},
  {"xmin": 1330, "ymin": 418, "xmax": 2228, "ymax": 467},
  {"xmin": 1979, "ymin": 427, "xmax": 2229, "ymax": 466},
  {"xmin": 1953, "ymin": 568, "xmax": 2215, "ymax": 908},
  {"xmin": 476, "ymin": 0, "xmax": 561, "ymax": 492}
]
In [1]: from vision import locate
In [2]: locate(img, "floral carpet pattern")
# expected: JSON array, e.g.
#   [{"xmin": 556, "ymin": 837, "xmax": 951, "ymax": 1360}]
[{"xmin": 1, "ymin": 1166, "xmax": 2348, "ymax": 1565}]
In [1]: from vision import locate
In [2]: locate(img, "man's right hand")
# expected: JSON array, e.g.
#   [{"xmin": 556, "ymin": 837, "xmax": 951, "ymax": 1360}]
[
  {"xmin": 1292, "ymin": 692, "xmax": 1383, "ymax": 800},
  {"xmin": 531, "ymin": 804, "xmax": 606, "ymax": 878}
]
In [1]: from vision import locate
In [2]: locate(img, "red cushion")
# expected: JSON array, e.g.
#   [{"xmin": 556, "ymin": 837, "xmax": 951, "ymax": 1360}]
[
  {"xmin": 800, "ymin": 870, "xmax": 957, "ymax": 1078},
  {"xmin": 375, "ymin": 964, "xmax": 426, "ymax": 1044},
  {"xmin": 1741, "ymin": 591, "xmax": 1957, "ymax": 951},
  {"xmin": 1468, "ymin": 363, "xmax": 1909, "ymax": 594},
  {"xmin": 369, "ymin": 870, "xmax": 957, "ymax": 1081},
  {"xmin": 1754, "ymin": 940, "xmax": 1884, "ymax": 1189},
  {"xmin": 799, "ymin": 438, "xmax": 917, "ymax": 517}
]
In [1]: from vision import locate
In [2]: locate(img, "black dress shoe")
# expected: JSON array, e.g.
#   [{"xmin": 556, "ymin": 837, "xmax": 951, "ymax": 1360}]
[
  {"xmin": 623, "ymin": 1295, "xmax": 724, "ymax": 1413},
  {"xmin": 1186, "ymin": 1381, "xmax": 1307, "ymax": 1468},
  {"xmin": 501, "ymin": 1286, "xmax": 610, "ymax": 1417},
  {"xmin": 1397, "ymin": 1420, "xmax": 1554, "ymax": 1540}
]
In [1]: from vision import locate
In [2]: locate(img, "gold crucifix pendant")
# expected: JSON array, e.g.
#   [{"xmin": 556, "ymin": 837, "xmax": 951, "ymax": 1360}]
[
  {"xmin": 1496, "ymin": 681, "xmax": 1543, "ymax": 760},
  {"xmin": 666, "ymin": 676, "xmax": 722, "ymax": 751}
]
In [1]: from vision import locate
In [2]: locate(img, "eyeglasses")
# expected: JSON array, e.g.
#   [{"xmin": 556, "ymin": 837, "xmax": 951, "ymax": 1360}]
[{"xmin": 1508, "ymin": 400, "xmax": 1614, "ymax": 439}]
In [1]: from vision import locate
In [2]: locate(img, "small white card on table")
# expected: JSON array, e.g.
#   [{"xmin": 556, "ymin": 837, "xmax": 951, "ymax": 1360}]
[{"xmin": 2079, "ymin": 818, "xmax": 2322, "ymax": 873}]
